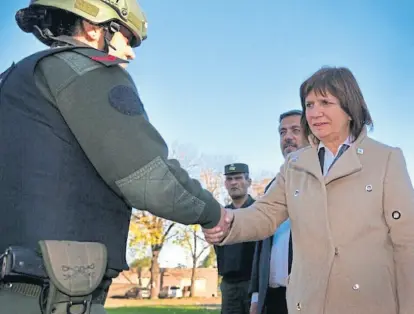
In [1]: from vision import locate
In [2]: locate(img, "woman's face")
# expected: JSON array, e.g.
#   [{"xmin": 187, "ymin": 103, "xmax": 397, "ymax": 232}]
[{"xmin": 305, "ymin": 90, "xmax": 351, "ymax": 143}]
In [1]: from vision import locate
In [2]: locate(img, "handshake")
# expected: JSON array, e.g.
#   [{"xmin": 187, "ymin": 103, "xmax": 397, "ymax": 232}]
[{"xmin": 202, "ymin": 207, "xmax": 235, "ymax": 244}]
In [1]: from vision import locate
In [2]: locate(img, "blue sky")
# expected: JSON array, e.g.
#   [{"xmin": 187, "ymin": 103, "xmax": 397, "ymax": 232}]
[{"xmin": 1, "ymin": 1, "xmax": 413, "ymax": 266}]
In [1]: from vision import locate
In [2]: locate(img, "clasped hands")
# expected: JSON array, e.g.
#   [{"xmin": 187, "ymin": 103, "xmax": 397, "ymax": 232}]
[{"xmin": 202, "ymin": 207, "xmax": 234, "ymax": 244}]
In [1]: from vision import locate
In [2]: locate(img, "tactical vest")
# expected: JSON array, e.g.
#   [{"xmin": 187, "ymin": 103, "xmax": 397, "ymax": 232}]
[
  {"xmin": 215, "ymin": 196, "xmax": 256, "ymax": 282},
  {"xmin": 0, "ymin": 47, "xmax": 131, "ymax": 271}
]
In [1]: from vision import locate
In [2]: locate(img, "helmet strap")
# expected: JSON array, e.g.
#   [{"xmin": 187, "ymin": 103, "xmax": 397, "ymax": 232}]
[
  {"xmin": 32, "ymin": 20, "xmax": 121, "ymax": 53},
  {"xmin": 103, "ymin": 21, "xmax": 121, "ymax": 53},
  {"xmin": 33, "ymin": 25, "xmax": 54, "ymax": 41}
]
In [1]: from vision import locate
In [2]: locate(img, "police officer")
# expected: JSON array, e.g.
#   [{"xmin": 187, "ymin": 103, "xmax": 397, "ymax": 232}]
[
  {"xmin": 215, "ymin": 163, "xmax": 256, "ymax": 314},
  {"xmin": 0, "ymin": 1, "xmax": 228, "ymax": 313}
]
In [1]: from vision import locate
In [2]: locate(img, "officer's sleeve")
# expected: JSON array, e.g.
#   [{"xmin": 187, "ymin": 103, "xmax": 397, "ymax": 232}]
[
  {"xmin": 383, "ymin": 147, "xmax": 414, "ymax": 312},
  {"xmin": 35, "ymin": 51, "xmax": 221, "ymax": 228}
]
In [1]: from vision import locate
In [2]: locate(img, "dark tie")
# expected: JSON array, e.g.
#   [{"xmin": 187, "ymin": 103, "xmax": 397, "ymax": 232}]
[
  {"xmin": 288, "ymin": 233, "xmax": 293, "ymax": 274},
  {"xmin": 318, "ymin": 147, "xmax": 325, "ymax": 173}
]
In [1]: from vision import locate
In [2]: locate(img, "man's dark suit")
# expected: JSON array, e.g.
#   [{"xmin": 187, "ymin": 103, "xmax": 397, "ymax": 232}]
[{"xmin": 249, "ymin": 179, "xmax": 293, "ymax": 314}]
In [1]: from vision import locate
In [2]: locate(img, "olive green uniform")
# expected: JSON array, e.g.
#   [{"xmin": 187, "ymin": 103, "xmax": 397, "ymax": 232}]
[
  {"xmin": 1, "ymin": 1, "xmax": 222, "ymax": 313},
  {"xmin": 0, "ymin": 37, "xmax": 221, "ymax": 313}
]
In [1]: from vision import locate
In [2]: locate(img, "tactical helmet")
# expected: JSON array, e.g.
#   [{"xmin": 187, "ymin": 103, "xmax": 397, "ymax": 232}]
[{"xmin": 16, "ymin": 0, "xmax": 148, "ymax": 48}]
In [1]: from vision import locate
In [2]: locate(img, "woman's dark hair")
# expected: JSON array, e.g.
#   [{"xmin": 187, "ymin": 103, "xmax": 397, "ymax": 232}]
[{"xmin": 299, "ymin": 66, "xmax": 373, "ymax": 143}]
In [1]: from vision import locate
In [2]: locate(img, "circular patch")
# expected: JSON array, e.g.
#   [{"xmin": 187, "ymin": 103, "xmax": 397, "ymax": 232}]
[
  {"xmin": 392, "ymin": 211, "xmax": 401, "ymax": 220},
  {"xmin": 108, "ymin": 85, "xmax": 144, "ymax": 116}
]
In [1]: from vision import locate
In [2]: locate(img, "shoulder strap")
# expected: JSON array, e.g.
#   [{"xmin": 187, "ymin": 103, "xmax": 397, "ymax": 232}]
[
  {"xmin": 0, "ymin": 62, "xmax": 16, "ymax": 88},
  {"xmin": 18, "ymin": 46, "xmax": 127, "ymax": 75},
  {"xmin": 70, "ymin": 48, "xmax": 128, "ymax": 67}
]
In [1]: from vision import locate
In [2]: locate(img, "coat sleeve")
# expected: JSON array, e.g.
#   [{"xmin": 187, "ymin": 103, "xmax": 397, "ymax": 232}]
[
  {"xmin": 220, "ymin": 163, "xmax": 289, "ymax": 245},
  {"xmin": 383, "ymin": 147, "xmax": 414, "ymax": 313},
  {"xmin": 249, "ymin": 240, "xmax": 262, "ymax": 296}
]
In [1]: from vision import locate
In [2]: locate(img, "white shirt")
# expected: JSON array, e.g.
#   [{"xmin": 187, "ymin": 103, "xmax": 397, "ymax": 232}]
[
  {"xmin": 318, "ymin": 136, "xmax": 352, "ymax": 176},
  {"xmin": 251, "ymin": 219, "xmax": 291, "ymax": 303}
]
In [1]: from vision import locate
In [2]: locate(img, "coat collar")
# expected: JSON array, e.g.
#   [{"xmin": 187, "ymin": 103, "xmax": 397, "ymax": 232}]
[{"xmin": 290, "ymin": 127, "xmax": 368, "ymax": 185}]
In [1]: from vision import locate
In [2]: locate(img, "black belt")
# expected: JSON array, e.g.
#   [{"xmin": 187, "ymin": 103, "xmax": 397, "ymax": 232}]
[
  {"xmin": 0, "ymin": 280, "xmax": 110, "ymax": 305},
  {"xmin": 0, "ymin": 246, "xmax": 112, "ymax": 305},
  {"xmin": 267, "ymin": 286, "xmax": 286, "ymax": 296},
  {"xmin": 0, "ymin": 282, "xmax": 42, "ymax": 298},
  {"xmin": 222, "ymin": 276, "xmax": 250, "ymax": 283}
]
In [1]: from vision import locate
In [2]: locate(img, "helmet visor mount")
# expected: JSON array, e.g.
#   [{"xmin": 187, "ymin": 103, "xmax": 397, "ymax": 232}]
[{"xmin": 16, "ymin": 0, "xmax": 147, "ymax": 49}]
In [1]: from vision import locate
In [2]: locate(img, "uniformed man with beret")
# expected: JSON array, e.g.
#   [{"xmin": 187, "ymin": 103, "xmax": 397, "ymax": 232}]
[
  {"xmin": 0, "ymin": 1, "xmax": 227, "ymax": 313},
  {"xmin": 215, "ymin": 163, "xmax": 257, "ymax": 314}
]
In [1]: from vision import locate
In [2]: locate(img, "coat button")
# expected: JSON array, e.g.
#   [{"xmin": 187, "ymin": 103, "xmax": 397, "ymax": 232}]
[
  {"xmin": 294, "ymin": 190, "xmax": 300, "ymax": 196},
  {"xmin": 392, "ymin": 211, "xmax": 401, "ymax": 220},
  {"xmin": 334, "ymin": 247, "xmax": 339, "ymax": 256},
  {"xmin": 365, "ymin": 185, "xmax": 372, "ymax": 192},
  {"xmin": 353, "ymin": 284, "xmax": 360, "ymax": 290},
  {"xmin": 296, "ymin": 302, "xmax": 301, "ymax": 310}
]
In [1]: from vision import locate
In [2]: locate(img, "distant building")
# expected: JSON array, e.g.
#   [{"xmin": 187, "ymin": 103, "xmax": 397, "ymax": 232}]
[
  {"xmin": 250, "ymin": 178, "xmax": 273, "ymax": 197},
  {"xmin": 109, "ymin": 267, "xmax": 219, "ymax": 298}
]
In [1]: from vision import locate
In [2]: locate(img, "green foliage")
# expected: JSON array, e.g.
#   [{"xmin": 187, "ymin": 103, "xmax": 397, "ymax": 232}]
[
  {"xmin": 129, "ymin": 212, "xmax": 176, "ymax": 249},
  {"xmin": 201, "ymin": 247, "xmax": 216, "ymax": 268},
  {"xmin": 130, "ymin": 256, "xmax": 152, "ymax": 269}
]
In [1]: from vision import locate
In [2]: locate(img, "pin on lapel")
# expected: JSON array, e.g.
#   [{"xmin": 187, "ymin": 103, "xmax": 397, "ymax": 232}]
[{"xmin": 357, "ymin": 148, "xmax": 364, "ymax": 155}]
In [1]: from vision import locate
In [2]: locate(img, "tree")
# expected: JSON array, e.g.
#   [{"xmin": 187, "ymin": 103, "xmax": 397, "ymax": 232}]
[
  {"xmin": 175, "ymin": 224, "xmax": 210, "ymax": 297},
  {"xmin": 130, "ymin": 256, "xmax": 151, "ymax": 287},
  {"xmin": 127, "ymin": 142, "xmax": 200, "ymax": 299},
  {"xmin": 200, "ymin": 168, "xmax": 223, "ymax": 199},
  {"xmin": 129, "ymin": 212, "xmax": 178, "ymax": 299}
]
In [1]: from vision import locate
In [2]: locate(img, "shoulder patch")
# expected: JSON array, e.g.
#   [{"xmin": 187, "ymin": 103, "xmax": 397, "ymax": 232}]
[
  {"xmin": 73, "ymin": 48, "xmax": 128, "ymax": 67},
  {"xmin": 108, "ymin": 85, "xmax": 144, "ymax": 116}
]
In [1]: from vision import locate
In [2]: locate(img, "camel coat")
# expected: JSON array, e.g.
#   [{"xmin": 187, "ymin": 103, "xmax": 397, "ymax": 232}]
[{"xmin": 220, "ymin": 128, "xmax": 414, "ymax": 314}]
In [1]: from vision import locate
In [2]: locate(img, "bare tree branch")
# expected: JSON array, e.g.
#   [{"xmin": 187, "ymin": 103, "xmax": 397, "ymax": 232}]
[
  {"xmin": 161, "ymin": 222, "xmax": 176, "ymax": 242},
  {"xmin": 195, "ymin": 234, "xmax": 207, "ymax": 242},
  {"xmin": 196, "ymin": 245, "xmax": 210, "ymax": 260},
  {"xmin": 121, "ymin": 272, "xmax": 134, "ymax": 285}
]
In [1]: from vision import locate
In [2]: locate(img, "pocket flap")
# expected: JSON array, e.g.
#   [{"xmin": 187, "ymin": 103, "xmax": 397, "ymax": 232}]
[{"xmin": 39, "ymin": 240, "xmax": 107, "ymax": 296}]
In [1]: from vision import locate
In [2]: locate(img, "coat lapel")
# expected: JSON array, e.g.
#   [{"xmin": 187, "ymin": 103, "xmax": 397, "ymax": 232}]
[
  {"xmin": 324, "ymin": 145, "xmax": 362, "ymax": 185},
  {"xmin": 290, "ymin": 146, "xmax": 324, "ymax": 181},
  {"xmin": 324, "ymin": 128, "xmax": 368, "ymax": 184},
  {"xmin": 290, "ymin": 127, "xmax": 368, "ymax": 185}
]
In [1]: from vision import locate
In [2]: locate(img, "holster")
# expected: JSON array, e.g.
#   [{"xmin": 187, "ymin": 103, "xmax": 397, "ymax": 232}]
[
  {"xmin": 38, "ymin": 240, "xmax": 107, "ymax": 314},
  {"xmin": 0, "ymin": 246, "xmax": 47, "ymax": 283}
]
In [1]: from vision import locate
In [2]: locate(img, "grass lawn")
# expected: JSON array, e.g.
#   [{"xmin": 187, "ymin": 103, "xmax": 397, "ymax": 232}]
[{"xmin": 107, "ymin": 306, "xmax": 220, "ymax": 314}]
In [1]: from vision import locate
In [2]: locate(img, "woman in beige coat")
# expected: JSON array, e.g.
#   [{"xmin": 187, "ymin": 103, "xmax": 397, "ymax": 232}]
[{"xmin": 204, "ymin": 67, "xmax": 414, "ymax": 314}]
